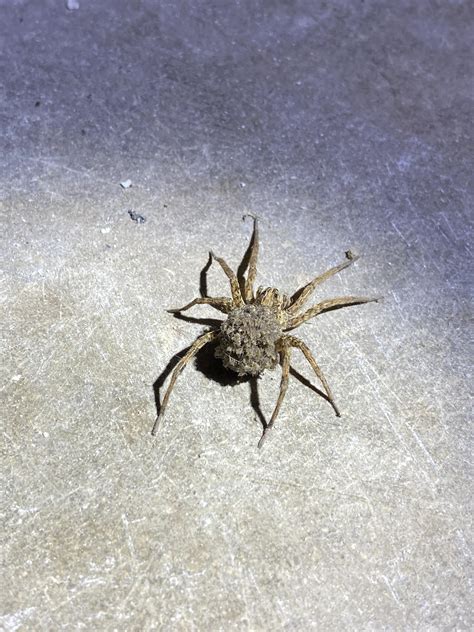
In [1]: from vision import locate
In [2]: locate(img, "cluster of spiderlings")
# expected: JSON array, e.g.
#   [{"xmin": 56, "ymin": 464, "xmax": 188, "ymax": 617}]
[{"xmin": 215, "ymin": 304, "xmax": 282, "ymax": 376}]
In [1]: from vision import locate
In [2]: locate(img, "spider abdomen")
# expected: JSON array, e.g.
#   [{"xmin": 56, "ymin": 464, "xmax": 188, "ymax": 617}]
[{"xmin": 215, "ymin": 304, "xmax": 282, "ymax": 376}]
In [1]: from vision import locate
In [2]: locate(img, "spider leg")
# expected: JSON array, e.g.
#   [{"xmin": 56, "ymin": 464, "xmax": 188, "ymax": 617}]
[
  {"xmin": 258, "ymin": 343, "xmax": 291, "ymax": 448},
  {"xmin": 168, "ymin": 296, "xmax": 233, "ymax": 315},
  {"xmin": 242, "ymin": 214, "xmax": 259, "ymax": 303},
  {"xmin": 286, "ymin": 295, "xmax": 382, "ymax": 330},
  {"xmin": 285, "ymin": 334, "xmax": 340, "ymax": 416},
  {"xmin": 287, "ymin": 251, "xmax": 360, "ymax": 315},
  {"xmin": 151, "ymin": 330, "xmax": 219, "ymax": 435},
  {"xmin": 210, "ymin": 251, "xmax": 244, "ymax": 307}
]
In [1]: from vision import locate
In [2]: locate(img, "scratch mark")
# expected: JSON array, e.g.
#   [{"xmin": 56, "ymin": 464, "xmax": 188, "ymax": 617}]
[
  {"xmin": 406, "ymin": 424, "xmax": 438, "ymax": 470},
  {"xmin": 390, "ymin": 221, "xmax": 418, "ymax": 265},
  {"xmin": 121, "ymin": 513, "xmax": 139, "ymax": 571},
  {"xmin": 380, "ymin": 574, "xmax": 400, "ymax": 604},
  {"xmin": 390, "ymin": 290, "xmax": 408, "ymax": 325},
  {"xmin": 0, "ymin": 607, "xmax": 37, "ymax": 630}
]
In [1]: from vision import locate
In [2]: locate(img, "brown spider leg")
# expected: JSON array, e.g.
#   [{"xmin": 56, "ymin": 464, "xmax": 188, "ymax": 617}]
[
  {"xmin": 287, "ymin": 252, "xmax": 360, "ymax": 315},
  {"xmin": 286, "ymin": 295, "xmax": 382, "ymax": 330},
  {"xmin": 285, "ymin": 334, "xmax": 340, "ymax": 416},
  {"xmin": 210, "ymin": 251, "xmax": 245, "ymax": 307},
  {"xmin": 258, "ymin": 344, "xmax": 291, "ymax": 448},
  {"xmin": 168, "ymin": 297, "xmax": 233, "ymax": 315},
  {"xmin": 242, "ymin": 214, "xmax": 259, "ymax": 303},
  {"xmin": 151, "ymin": 330, "xmax": 219, "ymax": 436}
]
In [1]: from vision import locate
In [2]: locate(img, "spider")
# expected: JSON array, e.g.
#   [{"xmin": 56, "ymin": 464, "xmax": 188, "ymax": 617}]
[{"xmin": 152, "ymin": 215, "xmax": 381, "ymax": 448}]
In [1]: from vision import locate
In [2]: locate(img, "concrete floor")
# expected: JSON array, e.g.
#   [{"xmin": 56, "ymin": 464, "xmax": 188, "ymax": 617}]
[{"xmin": 1, "ymin": 1, "xmax": 473, "ymax": 630}]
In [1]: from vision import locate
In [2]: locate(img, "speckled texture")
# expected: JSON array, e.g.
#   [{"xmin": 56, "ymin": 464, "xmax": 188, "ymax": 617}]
[
  {"xmin": 216, "ymin": 305, "xmax": 281, "ymax": 376},
  {"xmin": 1, "ymin": 1, "xmax": 473, "ymax": 630}
]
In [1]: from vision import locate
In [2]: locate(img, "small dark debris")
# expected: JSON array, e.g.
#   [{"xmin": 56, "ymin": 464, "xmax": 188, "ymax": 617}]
[
  {"xmin": 35, "ymin": 101, "xmax": 41, "ymax": 107},
  {"xmin": 128, "ymin": 209, "xmax": 146, "ymax": 224},
  {"xmin": 81, "ymin": 129, "xmax": 86, "ymax": 135}
]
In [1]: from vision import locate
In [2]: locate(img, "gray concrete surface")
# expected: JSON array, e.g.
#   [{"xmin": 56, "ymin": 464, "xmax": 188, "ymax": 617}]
[{"xmin": 1, "ymin": 1, "xmax": 473, "ymax": 630}]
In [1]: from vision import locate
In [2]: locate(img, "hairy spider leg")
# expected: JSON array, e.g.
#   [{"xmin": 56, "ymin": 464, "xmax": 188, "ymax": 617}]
[
  {"xmin": 210, "ymin": 251, "xmax": 244, "ymax": 307},
  {"xmin": 286, "ymin": 295, "xmax": 381, "ymax": 330},
  {"xmin": 258, "ymin": 344, "xmax": 291, "ymax": 448},
  {"xmin": 285, "ymin": 334, "xmax": 341, "ymax": 417},
  {"xmin": 242, "ymin": 214, "xmax": 259, "ymax": 303},
  {"xmin": 151, "ymin": 330, "xmax": 219, "ymax": 436},
  {"xmin": 168, "ymin": 296, "xmax": 233, "ymax": 314},
  {"xmin": 287, "ymin": 252, "xmax": 360, "ymax": 314}
]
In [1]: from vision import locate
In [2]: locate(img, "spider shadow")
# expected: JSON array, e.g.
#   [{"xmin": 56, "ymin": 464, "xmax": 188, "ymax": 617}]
[
  {"xmin": 289, "ymin": 366, "xmax": 333, "ymax": 410},
  {"xmin": 199, "ymin": 252, "xmax": 213, "ymax": 298},
  {"xmin": 153, "ymin": 320, "xmax": 334, "ymax": 435},
  {"xmin": 152, "ymin": 328, "xmax": 266, "ymax": 430}
]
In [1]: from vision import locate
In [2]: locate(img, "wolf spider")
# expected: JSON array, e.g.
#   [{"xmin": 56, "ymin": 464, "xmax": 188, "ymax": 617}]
[{"xmin": 152, "ymin": 215, "xmax": 381, "ymax": 447}]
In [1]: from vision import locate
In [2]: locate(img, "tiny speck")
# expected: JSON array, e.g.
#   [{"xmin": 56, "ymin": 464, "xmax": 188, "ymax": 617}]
[
  {"xmin": 120, "ymin": 179, "xmax": 132, "ymax": 189},
  {"xmin": 128, "ymin": 209, "xmax": 146, "ymax": 224},
  {"xmin": 66, "ymin": 0, "xmax": 80, "ymax": 10},
  {"xmin": 35, "ymin": 101, "xmax": 41, "ymax": 107},
  {"xmin": 101, "ymin": 227, "xmax": 111, "ymax": 234}
]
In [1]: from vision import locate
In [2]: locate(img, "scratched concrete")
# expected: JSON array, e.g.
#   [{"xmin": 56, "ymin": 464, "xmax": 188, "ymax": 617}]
[{"xmin": 1, "ymin": 0, "xmax": 473, "ymax": 630}]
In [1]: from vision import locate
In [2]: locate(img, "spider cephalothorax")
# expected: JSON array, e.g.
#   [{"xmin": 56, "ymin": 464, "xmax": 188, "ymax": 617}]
[{"xmin": 152, "ymin": 215, "xmax": 381, "ymax": 447}]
